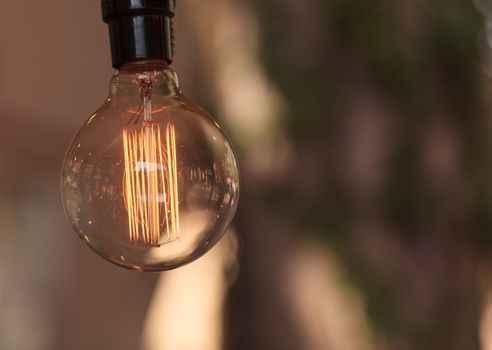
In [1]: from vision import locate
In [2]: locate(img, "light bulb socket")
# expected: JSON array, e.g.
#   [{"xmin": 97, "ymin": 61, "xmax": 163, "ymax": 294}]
[{"xmin": 102, "ymin": 0, "xmax": 176, "ymax": 69}]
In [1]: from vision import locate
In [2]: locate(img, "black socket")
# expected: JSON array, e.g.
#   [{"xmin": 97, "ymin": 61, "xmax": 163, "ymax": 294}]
[{"xmin": 102, "ymin": 0, "xmax": 176, "ymax": 68}]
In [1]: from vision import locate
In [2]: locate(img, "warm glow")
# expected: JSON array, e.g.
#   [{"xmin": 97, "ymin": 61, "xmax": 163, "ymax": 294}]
[{"xmin": 122, "ymin": 122, "xmax": 180, "ymax": 246}]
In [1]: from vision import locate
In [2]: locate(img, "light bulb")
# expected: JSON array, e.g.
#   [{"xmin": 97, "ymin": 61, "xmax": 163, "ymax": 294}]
[
  {"xmin": 61, "ymin": 61, "xmax": 239, "ymax": 271},
  {"xmin": 61, "ymin": 0, "xmax": 239, "ymax": 271}
]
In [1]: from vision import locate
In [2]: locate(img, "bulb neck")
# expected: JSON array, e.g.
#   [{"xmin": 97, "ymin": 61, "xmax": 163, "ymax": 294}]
[
  {"xmin": 102, "ymin": 0, "xmax": 175, "ymax": 69},
  {"xmin": 109, "ymin": 61, "xmax": 181, "ymax": 100}
]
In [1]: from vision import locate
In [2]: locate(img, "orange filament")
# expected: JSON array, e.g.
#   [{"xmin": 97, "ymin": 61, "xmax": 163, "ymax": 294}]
[{"xmin": 122, "ymin": 122, "xmax": 180, "ymax": 246}]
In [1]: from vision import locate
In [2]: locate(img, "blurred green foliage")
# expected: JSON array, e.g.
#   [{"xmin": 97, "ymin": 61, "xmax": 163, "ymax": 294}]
[{"xmin": 247, "ymin": 0, "xmax": 486, "ymax": 348}]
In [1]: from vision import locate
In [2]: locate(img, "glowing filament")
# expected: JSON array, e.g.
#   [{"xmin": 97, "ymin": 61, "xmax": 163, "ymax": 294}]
[{"xmin": 122, "ymin": 122, "xmax": 179, "ymax": 246}]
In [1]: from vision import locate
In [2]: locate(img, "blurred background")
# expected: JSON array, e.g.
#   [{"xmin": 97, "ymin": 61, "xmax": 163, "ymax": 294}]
[{"xmin": 1, "ymin": 0, "xmax": 492, "ymax": 349}]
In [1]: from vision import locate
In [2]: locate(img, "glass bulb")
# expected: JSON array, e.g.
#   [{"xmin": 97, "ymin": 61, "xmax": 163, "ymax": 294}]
[{"xmin": 61, "ymin": 61, "xmax": 240, "ymax": 271}]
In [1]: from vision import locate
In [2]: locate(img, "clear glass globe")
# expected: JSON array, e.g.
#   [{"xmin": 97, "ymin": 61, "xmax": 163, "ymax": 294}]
[{"xmin": 61, "ymin": 61, "xmax": 240, "ymax": 271}]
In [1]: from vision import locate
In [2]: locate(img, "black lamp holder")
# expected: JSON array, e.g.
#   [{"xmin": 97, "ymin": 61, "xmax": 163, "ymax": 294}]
[{"xmin": 102, "ymin": 0, "xmax": 176, "ymax": 69}]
